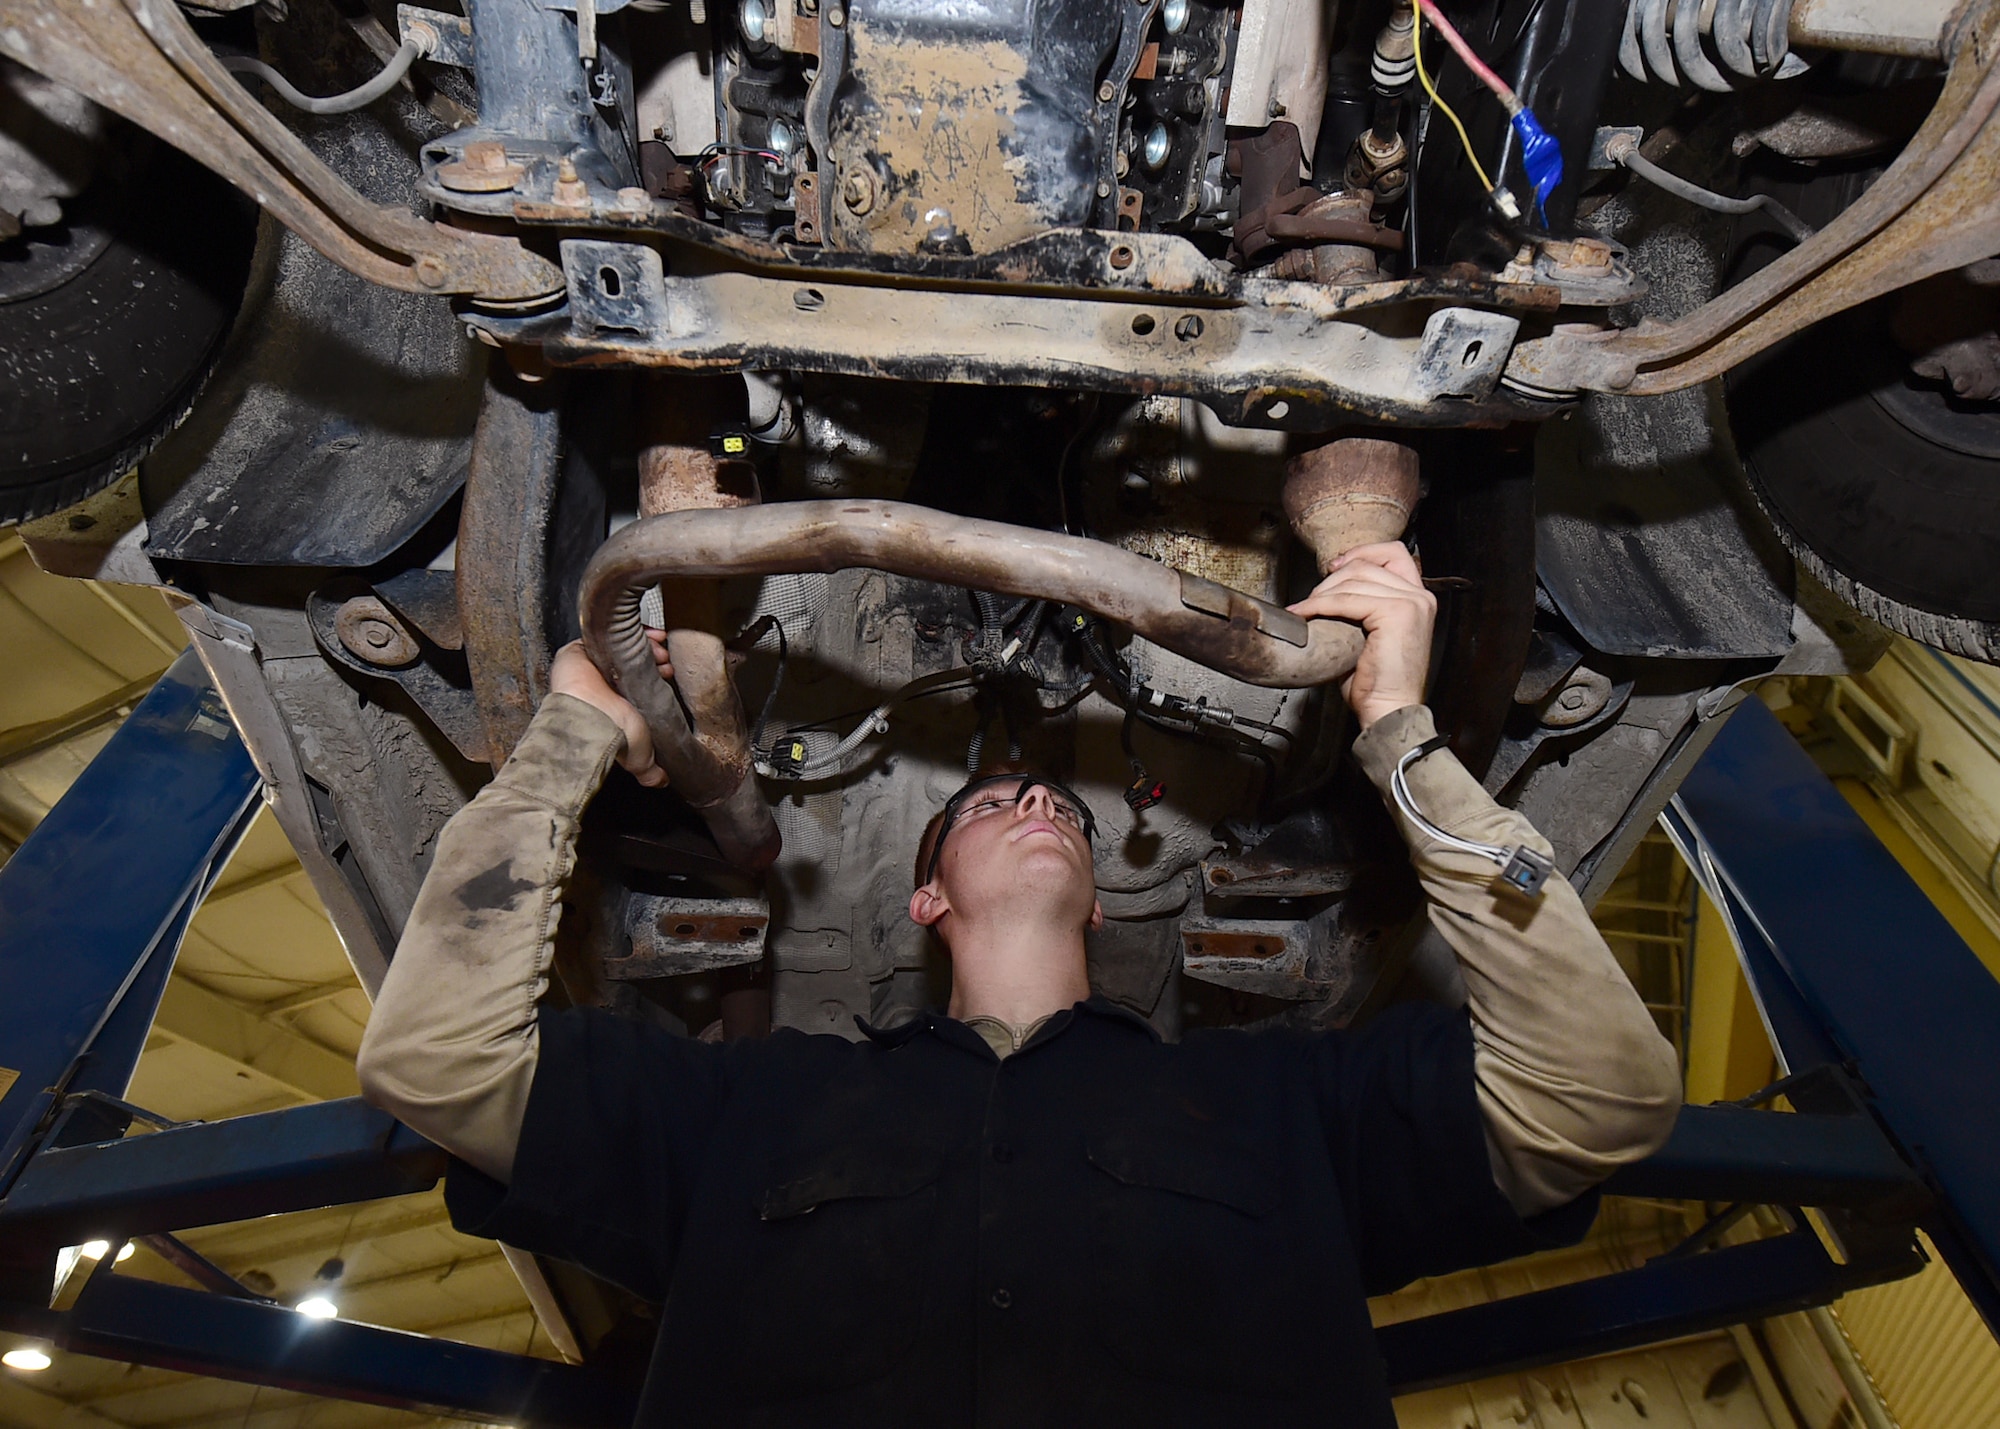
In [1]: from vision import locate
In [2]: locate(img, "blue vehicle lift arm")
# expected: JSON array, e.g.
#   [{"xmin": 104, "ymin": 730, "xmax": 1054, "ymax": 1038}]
[
  {"xmin": 0, "ymin": 654, "xmax": 641, "ymax": 1425},
  {"xmin": 1662, "ymin": 695, "xmax": 2000, "ymax": 1336}
]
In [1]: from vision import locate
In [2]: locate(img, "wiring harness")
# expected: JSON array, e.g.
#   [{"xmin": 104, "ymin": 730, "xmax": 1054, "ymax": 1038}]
[
  {"xmin": 1390, "ymin": 735, "xmax": 1554, "ymax": 897},
  {"xmin": 1411, "ymin": 0, "xmax": 1564, "ymax": 223}
]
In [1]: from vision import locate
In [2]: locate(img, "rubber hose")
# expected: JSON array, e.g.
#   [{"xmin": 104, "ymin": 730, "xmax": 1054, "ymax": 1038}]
[{"xmin": 222, "ymin": 41, "xmax": 421, "ymax": 116}]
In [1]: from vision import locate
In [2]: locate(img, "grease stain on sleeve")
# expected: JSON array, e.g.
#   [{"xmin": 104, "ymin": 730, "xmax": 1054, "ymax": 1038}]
[{"xmin": 456, "ymin": 861, "xmax": 539, "ymax": 913}]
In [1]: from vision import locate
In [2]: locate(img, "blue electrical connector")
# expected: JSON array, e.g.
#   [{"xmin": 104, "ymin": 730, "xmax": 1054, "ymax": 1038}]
[{"xmin": 1510, "ymin": 106, "xmax": 1563, "ymax": 224}]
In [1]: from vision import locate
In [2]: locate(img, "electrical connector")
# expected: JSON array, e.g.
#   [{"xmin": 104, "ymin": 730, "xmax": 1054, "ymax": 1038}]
[
  {"xmin": 764, "ymin": 736, "xmax": 810, "ymax": 777},
  {"xmin": 1509, "ymin": 107, "xmax": 1564, "ymax": 223},
  {"xmin": 1124, "ymin": 774, "xmax": 1167, "ymax": 811},
  {"xmin": 1498, "ymin": 845, "xmax": 1553, "ymax": 898},
  {"xmin": 1389, "ymin": 737, "xmax": 1553, "ymax": 900}
]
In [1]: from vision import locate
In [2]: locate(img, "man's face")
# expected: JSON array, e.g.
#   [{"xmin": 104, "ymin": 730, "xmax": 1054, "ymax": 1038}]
[{"xmin": 912, "ymin": 777, "xmax": 1103, "ymax": 936}]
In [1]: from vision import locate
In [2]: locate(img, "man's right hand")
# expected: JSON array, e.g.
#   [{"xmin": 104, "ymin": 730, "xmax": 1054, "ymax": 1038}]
[
  {"xmin": 1285, "ymin": 541, "xmax": 1436, "ymax": 730},
  {"xmin": 549, "ymin": 634, "xmax": 674, "ymax": 787}
]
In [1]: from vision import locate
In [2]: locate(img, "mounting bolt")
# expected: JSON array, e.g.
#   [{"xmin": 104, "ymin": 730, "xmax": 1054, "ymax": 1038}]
[
  {"xmin": 553, "ymin": 156, "xmax": 589, "ymax": 208},
  {"xmin": 435, "ymin": 138, "xmax": 525, "ymax": 194},
  {"xmin": 413, "ymin": 255, "xmax": 448, "ymax": 288},
  {"xmin": 334, "ymin": 596, "xmax": 421, "ymax": 668},
  {"xmin": 839, "ymin": 168, "xmax": 876, "ymax": 215},
  {"xmin": 1098, "ymin": 80, "xmax": 1118, "ymax": 103}
]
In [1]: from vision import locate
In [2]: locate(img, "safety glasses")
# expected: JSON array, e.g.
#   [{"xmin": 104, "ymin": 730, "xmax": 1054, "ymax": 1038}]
[{"xmin": 922, "ymin": 774, "xmax": 1097, "ymax": 887}]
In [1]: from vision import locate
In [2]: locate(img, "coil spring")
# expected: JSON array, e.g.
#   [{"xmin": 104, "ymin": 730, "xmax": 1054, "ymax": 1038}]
[{"xmin": 1619, "ymin": 0, "xmax": 1806, "ymax": 90}]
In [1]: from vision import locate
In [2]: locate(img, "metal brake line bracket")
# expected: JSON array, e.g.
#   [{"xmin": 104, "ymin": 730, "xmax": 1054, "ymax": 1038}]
[{"xmin": 0, "ymin": 0, "xmax": 563, "ymax": 303}]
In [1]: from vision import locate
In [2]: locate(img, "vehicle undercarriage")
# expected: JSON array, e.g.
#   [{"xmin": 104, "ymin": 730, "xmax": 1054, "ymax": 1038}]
[{"xmin": 3, "ymin": 0, "xmax": 1995, "ymax": 1363}]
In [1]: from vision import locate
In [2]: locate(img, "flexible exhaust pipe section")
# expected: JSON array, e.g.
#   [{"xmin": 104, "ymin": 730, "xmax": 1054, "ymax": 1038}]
[
  {"xmin": 582, "ymin": 503, "xmax": 1366, "ymax": 743},
  {"xmin": 625, "ymin": 375, "xmax": 781, "ymax": 875}
]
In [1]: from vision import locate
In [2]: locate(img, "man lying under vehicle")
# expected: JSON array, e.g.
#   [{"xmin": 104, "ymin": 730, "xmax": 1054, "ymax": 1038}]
[{"xmin": 356, "ymin": 540, "xmax": 1682, "ymax": 1427}]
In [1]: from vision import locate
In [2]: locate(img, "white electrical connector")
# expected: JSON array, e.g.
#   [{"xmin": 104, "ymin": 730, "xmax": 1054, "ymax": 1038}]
[{"xmin": 1389, "ymin": 736, "xmax": 1553, "ymax": 897}]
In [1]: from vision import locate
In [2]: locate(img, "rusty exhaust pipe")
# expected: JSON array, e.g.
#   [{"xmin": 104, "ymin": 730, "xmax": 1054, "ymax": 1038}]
[
  {"xmin": 580, "ymin": 503, "xmax": 1368, "ymax": 745},
  {"xmin": 627, "ymin": 375, "xmax": 781, "ymax": 875}
]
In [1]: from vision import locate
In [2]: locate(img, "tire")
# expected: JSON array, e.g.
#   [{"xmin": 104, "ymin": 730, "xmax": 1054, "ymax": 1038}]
[
  {"xmin": 0, "ymin": 129, "xmax": 258, "ymax": 525},
  {"xmin": 1722, "ymin": 154, "xmax": 2000, "ymax": 665}
]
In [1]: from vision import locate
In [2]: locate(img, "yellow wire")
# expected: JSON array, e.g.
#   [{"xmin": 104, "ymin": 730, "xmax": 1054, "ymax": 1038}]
[{"xmin": 1413, "ymin": 14, "xmax": 1495, "ymax": 194}]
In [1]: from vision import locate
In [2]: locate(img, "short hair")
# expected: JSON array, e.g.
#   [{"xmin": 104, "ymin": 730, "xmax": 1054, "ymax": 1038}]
[{"xmin": 913, "ymin": 762, "xmax": 1037, "ymax": 891}]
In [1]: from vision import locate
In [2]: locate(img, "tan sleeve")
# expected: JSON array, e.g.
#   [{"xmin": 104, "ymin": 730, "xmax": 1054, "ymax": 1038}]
[
  {"xmin": 1351, "ymin": 704, "xmax": 1684, "ymax": 1215},
  {"xmin": 355, "ymin": 693, "xmax": 625, "ymax": 1183}
]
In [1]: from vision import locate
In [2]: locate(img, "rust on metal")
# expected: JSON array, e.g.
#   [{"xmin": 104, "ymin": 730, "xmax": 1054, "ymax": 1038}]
[
  {"xmin": 1200, "ymin": 857, "xmax": 1356, "ymax": 898},
  {"xmin": 437, "ymin": 140, "xmax": 525, "ymax": 194},
  {"xmin": 1509, "ymin": 0, "xmax": 2000, "ymax": 396},
  {"xmin": 607, "ymin": 893, "xmax": 770, "ymax": 978},
  {"xmin": 1283, "ymin": 434, "xmax": 1421, "ymax": 572},
  {"xmin": 458, "ymin": 366, "xmax": 565, "ymax": 765},
  {"xmin": 1183, "ymin": 930, "xmax": 1289, "ymax": 959},
  {"xmin": 0, "ymin": 0, "xmax": 562, "ymax": 301},
  {"xmin": 333, "ymin": 596, "xmax": 420, "ymax": 668},
  {"xmin": 628, "ymin": 372, "xmax": 782, "ymax": 874},
  {"xmin": 578, "ymin": 499, "xmax": 1367, "ymax": 690}
]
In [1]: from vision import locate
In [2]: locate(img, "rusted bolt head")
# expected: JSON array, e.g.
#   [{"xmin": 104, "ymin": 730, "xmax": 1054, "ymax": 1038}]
[
  {"xmin": 1559, "ymin": 685, "xmax": 1588, "ymax": 710},
  {"xmin": 1568, "ymin": 237, "xmax": 1614, "ymax": 271},
  {"xmin": 435, "ymin": 139, "xmax": 525, "ymax": 194},
  {"xmin": 839, "ymin": 168, "xmax": 875, "ymax": 214},
  {"xmin": 334, "ymin": 596, "xmax": 420, "ymax": 668},
  {"xmin": 413, "ymin": 255, "xmax": 448, "ymax": 288},
  {"xmin": 552, "ymin": 156, "xmax": 590, "ymax": 207}
]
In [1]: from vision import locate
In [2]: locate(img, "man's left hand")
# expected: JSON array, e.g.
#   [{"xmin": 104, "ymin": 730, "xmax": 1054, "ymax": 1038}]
[
  {"xmin": 1286, "ymin": 541, "xmax": 1436, "ymax": 729},
  {"xmin": 549, "ymin": 636, "xmax": 673, "ymax": 787}
]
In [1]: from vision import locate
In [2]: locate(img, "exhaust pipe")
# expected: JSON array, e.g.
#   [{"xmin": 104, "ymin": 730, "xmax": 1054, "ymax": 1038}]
[
  {"xmin": 582, "ymin": 498, "xmax": 1364, "ymax": 714},
  {"xmin": 624, "ymin": 375, "xmax": 781, "ymax": 875},
  {"xmin": 582, "ymin": 499, "xmax": 1366, "ymax": 872}
]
